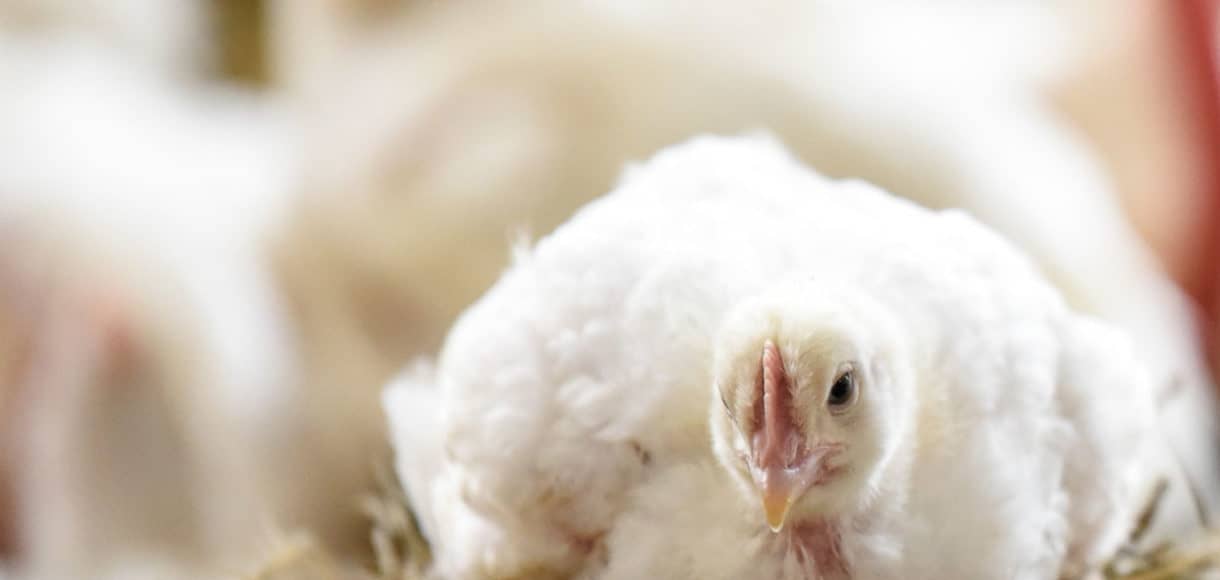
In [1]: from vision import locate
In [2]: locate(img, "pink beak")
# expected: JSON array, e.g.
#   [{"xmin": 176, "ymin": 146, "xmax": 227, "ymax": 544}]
[{"xmin": 751, "ymin": 340, "xmax": 832, "ymax": 532}]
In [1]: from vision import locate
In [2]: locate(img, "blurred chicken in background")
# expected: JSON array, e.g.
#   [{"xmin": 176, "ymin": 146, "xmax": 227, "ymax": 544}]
[
  {"xmin": 1, "ymin": 0, "xmax": 1219, "ymax": 577},
  {"xmin": 0, "ymin": 0, "xmax": 299, "ymax": 576}
]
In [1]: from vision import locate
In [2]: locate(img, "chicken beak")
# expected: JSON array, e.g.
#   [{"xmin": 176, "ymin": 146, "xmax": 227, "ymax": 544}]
[
  {"xmin": 759, "ymin": 469, "xmax": 795, "ymax": 532},
  {"xmin": 755, "ymin": 450, "xmax": 829, "ymax": 532},
  {"xmin": 752, "ymin": 339, "xmax": 810, "ymax": 533}
]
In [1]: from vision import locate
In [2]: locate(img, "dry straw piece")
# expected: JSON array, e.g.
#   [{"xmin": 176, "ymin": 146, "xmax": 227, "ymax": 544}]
[
  {"xmin": 241, "ymin": 464, "xmax": 429, "ymax": 580},
  {"xmin": 1101, "ymin": 478, "xmax": 1219, "ymax": 580}
]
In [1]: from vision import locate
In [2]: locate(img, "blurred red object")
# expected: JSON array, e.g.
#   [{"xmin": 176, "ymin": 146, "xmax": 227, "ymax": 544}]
[{"xmin": 1170, "ymin": 0, "xmax": 1220, "ymax": 376}]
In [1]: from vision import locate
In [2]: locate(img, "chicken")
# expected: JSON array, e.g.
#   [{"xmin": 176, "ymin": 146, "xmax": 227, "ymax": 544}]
[
  {"xmin": 385, "ymin": 135, "xmax": 1172, "ymax": 579},
  {"xmin": 287, "ymin": 3, "xmax": 1218, "ymax": 532},
  {"xmin": 0, "ymin": 40, "xmax": 316, "ymax": 577},
  {"xmin": 0, "ymin": 217, "xmax": 268, "ymax": 579}
]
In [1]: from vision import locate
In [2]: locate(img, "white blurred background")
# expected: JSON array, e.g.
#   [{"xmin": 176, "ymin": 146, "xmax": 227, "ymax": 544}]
[{"xmin": 1, "ymin": 1, "xmax": 1220, "ymax": 578}]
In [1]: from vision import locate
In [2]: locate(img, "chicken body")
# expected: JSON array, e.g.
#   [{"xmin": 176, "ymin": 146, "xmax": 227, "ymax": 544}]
[{"xmin": 387, "ymin": 136, "xmax": 1166, "ymax": 579}]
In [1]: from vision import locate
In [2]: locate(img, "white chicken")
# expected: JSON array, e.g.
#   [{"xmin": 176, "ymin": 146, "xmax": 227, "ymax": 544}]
[
  {"xmin": 292, "ymin": 4, "xmax": 1218, "ymax": 533},
  {"xmin": 0, "ymin": 37, "xmax": 308, "ymax": 578},
  {"xmin": 385, "ymin": 136, "xmax": 1171, "ymax": 579}
]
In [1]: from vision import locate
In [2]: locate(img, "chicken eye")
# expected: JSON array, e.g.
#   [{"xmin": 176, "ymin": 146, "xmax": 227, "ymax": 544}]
[{"xmin": 827, "ymin": 370, "xmax": 856, "ymax": 410}]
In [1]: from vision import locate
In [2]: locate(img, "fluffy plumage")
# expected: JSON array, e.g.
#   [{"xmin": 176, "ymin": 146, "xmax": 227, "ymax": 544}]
[{"xmin": 386, "ymin": 136, "xmax": 1173, "ymax": 579}]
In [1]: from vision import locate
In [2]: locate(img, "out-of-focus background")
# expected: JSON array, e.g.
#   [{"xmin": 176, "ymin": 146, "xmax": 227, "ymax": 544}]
[{"xmin": 2, "ymin": 0, "xmax": 1220, "ymax": 578}]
